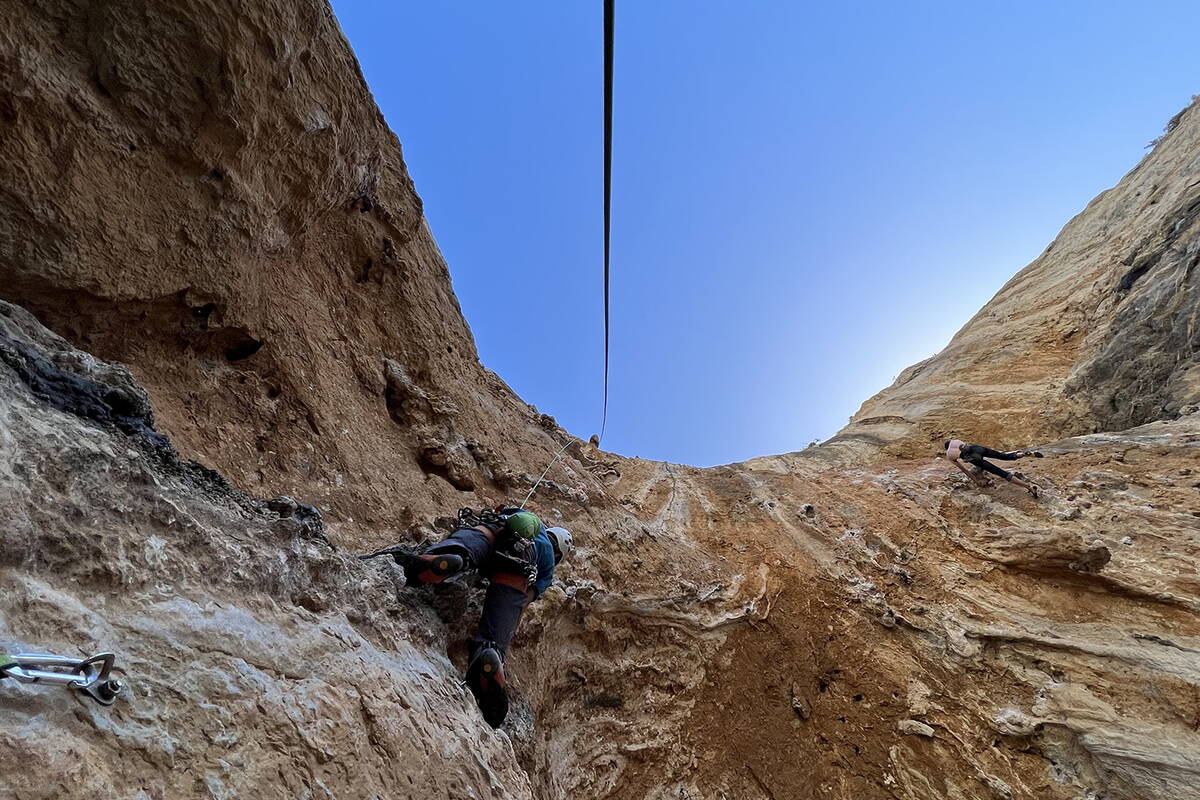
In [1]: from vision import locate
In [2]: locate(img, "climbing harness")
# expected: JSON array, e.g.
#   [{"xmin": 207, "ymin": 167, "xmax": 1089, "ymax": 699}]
[
  {"xmin": 601, "ymin": 0, "xmax": 614, "ymax": 445},
  {"xmin": 0, "ymin": 651, "xmax": 124, "ymax": 706},
  {"xmin": 358, "ymin": 507, "xmax": 506, "ymax": 562},
  {"xmin": 455, "ymin": 506, "xmax": 504, "ymax": 531},
  {"xmin": 359, "ymin": 506, "xmax": 537, "ymax": 587}
]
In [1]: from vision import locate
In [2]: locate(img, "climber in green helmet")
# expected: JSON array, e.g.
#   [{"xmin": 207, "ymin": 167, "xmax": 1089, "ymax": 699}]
[{"xmin": 388, "ymin": 507, "xmax": 572, "ymax": 729}]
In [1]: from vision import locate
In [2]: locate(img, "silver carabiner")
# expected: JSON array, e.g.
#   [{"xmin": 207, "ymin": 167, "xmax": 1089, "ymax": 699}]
[{"xmin": 2, "ymin": 652, "xmax": 124, "ymax": 705}]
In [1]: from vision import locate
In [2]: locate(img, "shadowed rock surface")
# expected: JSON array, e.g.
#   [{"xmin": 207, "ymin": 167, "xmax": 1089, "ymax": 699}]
[{"xmin": 2, "ymin": 2, "xmax": 1199, "ymax": 798}]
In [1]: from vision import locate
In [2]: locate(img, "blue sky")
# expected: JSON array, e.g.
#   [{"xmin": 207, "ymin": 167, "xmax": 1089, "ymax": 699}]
[{"xmin": 331, "ymin": 1, "xmax": 1199, "ymax": 467}]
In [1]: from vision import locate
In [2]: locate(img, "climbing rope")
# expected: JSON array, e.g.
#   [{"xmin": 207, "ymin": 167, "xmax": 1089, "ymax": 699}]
[
  {"xmin": 601, "ymin": 0, "xmax": 614, "ymax": 445},
  {"xmin": 466, "ymin": 2, "xmax": 615, "ymax": 515},
  {"xmin": 519, "ymin": 1, "xmax": 615, "ymax": 510},
  {"xmin": 519, "ymin": 438, "xmax": 574, "ymax": 510},
  {"xmin": 0, "ymin": 651, "xmax": 124, "ymax": 705}
]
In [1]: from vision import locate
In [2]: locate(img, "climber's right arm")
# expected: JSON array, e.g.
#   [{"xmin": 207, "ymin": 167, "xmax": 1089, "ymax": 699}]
[{"xmin": 950, "ymin": 458, "xmax": 978, "ymax": 481}]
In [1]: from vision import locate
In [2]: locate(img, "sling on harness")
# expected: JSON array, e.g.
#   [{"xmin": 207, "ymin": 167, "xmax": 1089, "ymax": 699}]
[{"xmin": 1, "ymin": 651, "xmax": 124, "ymax": 706}]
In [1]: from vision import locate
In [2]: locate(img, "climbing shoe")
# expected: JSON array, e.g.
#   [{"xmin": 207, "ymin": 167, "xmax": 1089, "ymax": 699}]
[
  {"xmin": 397, "ymin": 552, "xmax": 465, "ymax": 585},
  {"xmin": 466, "ymin": 647, "xmax": 508, "ymax": 728}
]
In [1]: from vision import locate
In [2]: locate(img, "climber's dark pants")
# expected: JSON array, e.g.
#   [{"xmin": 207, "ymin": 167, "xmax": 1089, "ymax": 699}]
[
  {"xmin": 426, "ymin": 525, "xmax": 494, "ymax": 565},
  {"xmin": 472, "ymin": 581, "xmax": 533, "ymax": 660},
  {"xmin": 426, "ymin": 527, "xmax": 533, "ymax": 660},
  {"xmin": 960, "ymin": 444, "xmax": 1023, "ymax": 481}
]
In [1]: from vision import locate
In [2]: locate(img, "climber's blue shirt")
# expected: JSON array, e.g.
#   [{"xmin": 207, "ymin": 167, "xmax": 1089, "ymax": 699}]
[{"xmin": 532, "ymin": 528, "xmax": 557, "ymax": 599}]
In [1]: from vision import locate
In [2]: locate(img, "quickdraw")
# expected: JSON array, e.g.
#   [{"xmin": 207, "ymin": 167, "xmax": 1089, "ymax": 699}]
[
  {"xmin": 455, "ymin": 506, "xmax": 504, "ymax": 531},
  {"xmin": 0, "ymin": 651, "xmax": 125, "ymax": 706}
]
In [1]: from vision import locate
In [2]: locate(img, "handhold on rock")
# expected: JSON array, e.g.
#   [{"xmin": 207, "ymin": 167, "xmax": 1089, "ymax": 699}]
[
  {"xmin": 992, "ymin": 708, "xmax": 1039, "ymax": 737},
  {"xmin": 897, "ymin": 719, "xmax": 935, "ymax": 737},
  {"xmin": 976, "ymin": 527, "xmax": 1111, "ymax": 575},
  {"xmin": 264, "ymin": 495, "xmax": 328, "ymax": 544},
  {"xmin": 790, "ymin": 682, "xmax": 810, "ymax": 720},
  {"xmin": 1069, "ymin": 541, "xmax": 1112, "ymax": 573}
]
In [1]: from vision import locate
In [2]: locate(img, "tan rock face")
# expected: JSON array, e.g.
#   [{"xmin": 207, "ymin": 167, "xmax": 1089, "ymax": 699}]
[
  {"xmin": 0, "ymin": 302, "xmax": 538, "ymax": 799},
  {"xmin": 825, "ymin": 102, "xmax": 1200, "ymax": 463},
  {"xmin": 2, "ymin": 0, "xmax": 595, "ymax": 548},
  {"xmin": 2, "ymin": 2, "xmax": 1199, "ymax": 799}
]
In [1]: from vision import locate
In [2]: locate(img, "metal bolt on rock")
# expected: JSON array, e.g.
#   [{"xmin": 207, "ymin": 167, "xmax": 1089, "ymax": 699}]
[{"xmin": 1, "ymin": 651, "xmax": 125, "ymax": 706}]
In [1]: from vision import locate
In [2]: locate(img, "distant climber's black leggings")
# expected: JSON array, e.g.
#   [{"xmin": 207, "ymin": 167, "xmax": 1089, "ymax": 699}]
[{"xmin": 960, "ymin": 444, "xmax": 1023, "ymax": 480}]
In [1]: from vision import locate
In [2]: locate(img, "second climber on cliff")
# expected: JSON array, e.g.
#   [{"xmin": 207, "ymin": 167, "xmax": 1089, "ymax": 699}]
[
  {"xmin": 941, "ymin": 439, "xmax": 1042, "ymax": 497},
  {"xmin": 365, "ymin": 508, "xmax": 571, "ymax": 728}
]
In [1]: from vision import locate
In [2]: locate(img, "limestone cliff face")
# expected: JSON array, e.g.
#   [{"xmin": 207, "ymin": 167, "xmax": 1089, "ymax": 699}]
[
  {"xmin": 2, "ymin": 3, "xmax": 1199, "ymax": 800},
  {"xmin": 0, "ymin": 301, "xmax": 540, "ymax": 799},
  {"xmin": 823, "ymin": 102, "xmax": 1200, "ymax": 464},
  {"xmin": 1, "ymin": 0, "xmax": 595, "ymax": 546}
]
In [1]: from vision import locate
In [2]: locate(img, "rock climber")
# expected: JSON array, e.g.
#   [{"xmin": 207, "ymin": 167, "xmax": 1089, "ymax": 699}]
[
  {"xmin": 388, "ymin": 509, "xmax": 571, "ymax": 728},
  {"xmin": 941, "ymin": 439, "xmax": 1042, "ymax": 497}
]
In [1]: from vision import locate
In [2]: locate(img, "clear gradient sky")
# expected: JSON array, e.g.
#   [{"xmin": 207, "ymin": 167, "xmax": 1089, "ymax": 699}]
[{"xmin": 331, "ymin": 1, "xmax": 1199, "ymax": 467}]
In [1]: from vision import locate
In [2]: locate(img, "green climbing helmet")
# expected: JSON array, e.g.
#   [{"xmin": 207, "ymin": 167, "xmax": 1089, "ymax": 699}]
[{"xmin": 505, "ymin": 511, "xmax": 542, "ymax": 540}]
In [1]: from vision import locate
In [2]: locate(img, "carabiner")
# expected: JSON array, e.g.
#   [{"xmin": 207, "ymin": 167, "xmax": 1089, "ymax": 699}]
[{"xmin": 1, "ymin": 652, "xmax": 124, "ymax": 706}]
